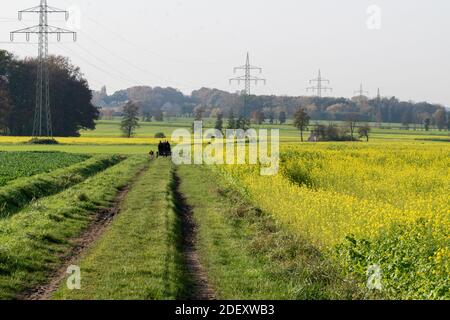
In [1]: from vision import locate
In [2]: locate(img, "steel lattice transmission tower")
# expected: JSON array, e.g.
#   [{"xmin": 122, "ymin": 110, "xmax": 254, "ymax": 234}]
[
  {"xmin": 230, "ymin": 52, "xmax": 266, "ymax": 95},
  {"xmin": 354, "ymin": 83, "xmax": 369, "ymax": 98},
  {"xmin": 229, "ymin": 53, "xmax": 266, "ymax": 118},
  {"xmin": 307, "ymin": 69, "xmax": 332, "ymax": 98},
  {"xmin": 10, "ymin": 0, "xmax": 77, "ymax": 138}
]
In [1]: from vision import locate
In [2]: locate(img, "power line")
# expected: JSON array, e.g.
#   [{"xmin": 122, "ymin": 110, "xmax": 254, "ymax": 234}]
[
  {"xmin": 17, "ymin": 42, "xmax": 38, "ymax": 57},
  {"xmin": 1, "ymin": 41, "xmax": 48, "ymax": 44},
  {"xmin": 12, "ymin": 2, "xmax": 150, "ymax": 91},
  {"xmin": 77, "ymin": 29, "xmax": 194, "ymax": 88},
  {"xmin": 0, "ymin": 41, "xmax": 74, "ymax": 44},
  {"xmin": 83, "ymin": 13, "xmax": 234, "ymax": 66},
  {"xmin": 54, "ymin": 43, "xmax": 139, "ymax": 89},
  {"xmin": 73, "ymin": 43, "xmax": 145, "ymax": 86},
  {"xmin": 5, "ymin": 11, "xmax": 225, "ymax": 91},
  {"xmin": 78, "ymin": 30, "xmax": 166, "ymax": 82},
  {"xmin": 79, "ymin": 28, "xmax": 223, "ymax": 90},
  {"xmin": 10, "ymin": 0, "xmax": 76, "ymax": 138},
  {"xmin": 307, "ymin": 69, "xmax": 332, "ymax": 98},
  {"xmin": 79, "ymin": 12, "xmax": 229, "ymax": 90}
]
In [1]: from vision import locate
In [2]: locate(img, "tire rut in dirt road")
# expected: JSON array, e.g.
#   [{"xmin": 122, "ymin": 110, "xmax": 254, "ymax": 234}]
[
  {"xmin": 20, "ymin": 165, "xmax": 149, "ymax": 301},
  {"xmin": 173, "ymin": 173, "xmax": 216, "ymax": 300}
]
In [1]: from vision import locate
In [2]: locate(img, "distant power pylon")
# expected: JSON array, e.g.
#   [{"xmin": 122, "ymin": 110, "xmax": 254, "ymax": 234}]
[
  {"xmin": 230, "ymin": 52, "xmax": 266, "ymax": 96},
  {"xmin": 307, "ymin": 69, "xmax": 332, "ymax": 98},
  {"xmin": 10, "ymin": 0, "xmax": 77, "ymax": 138},
  {"xmin": 229, "ymin": 52, "xmax": 266, "ymax": 118},
  {"xmin": 354, "ymin": 83, "xmax": 369, "ymax": 98}
]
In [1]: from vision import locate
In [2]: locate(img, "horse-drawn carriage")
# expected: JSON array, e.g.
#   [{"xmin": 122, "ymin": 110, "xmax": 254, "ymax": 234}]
[{"xmin": 158, "ymin": 141, "xmax": 172, "ymax": 157}]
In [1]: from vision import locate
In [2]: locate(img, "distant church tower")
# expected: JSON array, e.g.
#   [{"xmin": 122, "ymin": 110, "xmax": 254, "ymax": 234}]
[{"xmin": 100, "ymin": 86, "xmax": 107, "ymax": 97}]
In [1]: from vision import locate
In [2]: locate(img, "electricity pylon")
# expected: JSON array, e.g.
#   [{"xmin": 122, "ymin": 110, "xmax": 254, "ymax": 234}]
[
  {"xmin": 230, "ymin": 52, "xmax": 266, "ymax": 96},
  {"xmin": 307, "ymin": 69, "xmax": 332, "ymax": 97},
  {"xmin": 11, "ymin": 0, "xmax": 77, "ymax": 138},
  {"xmin": 229, "ymin": 52, "xmax": 266, "ymax": 119},
  {"xmin": 354, "ymin": 83, "xmax": 369, "ymax": 98}
]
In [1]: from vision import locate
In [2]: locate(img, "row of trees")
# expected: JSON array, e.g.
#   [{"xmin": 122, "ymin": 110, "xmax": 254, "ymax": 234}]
[
  {"xmin": 120, "ymin": 98, "xmax": 440, "ymax": 143},
  {"xmin": 95, "ymin": 86, "xmax": 449, "ymax": 129},
  {"xmin": 0, "ymin": 50, "xmax": 99, "ymax": 136},
  {"xmin": 250, "ymin": 110, "xmax": 286, "ymax": 125},
  {"xmin": 293, "ymin": 108, "xmax": 371, "ymax": 142}
]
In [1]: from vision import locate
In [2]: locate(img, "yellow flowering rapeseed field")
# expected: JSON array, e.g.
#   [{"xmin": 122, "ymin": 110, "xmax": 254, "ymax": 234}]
[
  {"xmin": 216, "ymin": 142, "xmax": 450, "ymax": 299},
  {"xmin": 0, "ymin": 136, "xmax": 161, "ymax": 145}
]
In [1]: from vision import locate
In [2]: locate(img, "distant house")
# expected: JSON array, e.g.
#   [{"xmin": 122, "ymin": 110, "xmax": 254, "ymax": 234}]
[
  {"xmin": 308, "ymin": 132, "xmax": 319, "ymax": 142},
  {"xmin": 100, "ymin": 108, "xmax": 114, "ymax": 120}
]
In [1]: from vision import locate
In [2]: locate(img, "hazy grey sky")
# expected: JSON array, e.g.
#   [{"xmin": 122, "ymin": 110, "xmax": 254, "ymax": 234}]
[{"xmin": 1, "ymin": 0, "xmax": 450, "ymax": 106}]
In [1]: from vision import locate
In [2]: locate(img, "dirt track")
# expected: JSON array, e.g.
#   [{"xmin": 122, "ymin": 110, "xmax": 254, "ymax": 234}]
[
  {"xmin": 173, "ymin": 173, "xmax": 215, "ymax": 300},
  {"xmin": 20, "ymin": 167, "xmax": 148, "ymax": 300}
]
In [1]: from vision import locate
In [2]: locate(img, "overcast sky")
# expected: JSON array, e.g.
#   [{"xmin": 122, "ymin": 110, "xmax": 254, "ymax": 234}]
[{"xmin": 1, "ymin": 0, "xmax": 450, "ymax": 106}]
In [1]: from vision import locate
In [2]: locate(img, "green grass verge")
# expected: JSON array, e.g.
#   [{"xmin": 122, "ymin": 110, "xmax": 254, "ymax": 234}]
[
  {"xmin": 0, "ymin": 156, "xmax": 148, "ymax": 300},
  {"xmin": 53, "ymin": 159, "xmax": 189, "ymax": 300},
  {"xmin": 0, "ymin": 154, "xmax": 123, "ymax": 218},
  {"xmin": 177, "ymin": 165, "xmax": 361, "ymax": 299}
]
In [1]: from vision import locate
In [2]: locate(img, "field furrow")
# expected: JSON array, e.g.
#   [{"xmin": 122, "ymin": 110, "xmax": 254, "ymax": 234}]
[
  {"xmin": 0, "ymin": 156, "xmax": 148, "ymax": 300},
  {"xmin": 0, "ymin": 154, "xmax": 123, "ymax": 218}
]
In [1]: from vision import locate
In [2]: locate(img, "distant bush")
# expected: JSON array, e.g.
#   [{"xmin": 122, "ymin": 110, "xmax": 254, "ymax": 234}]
[
  {"xmin": 28, "ymin": 138, "xmax": 59, "ymax": 145},
  {"xmin": 154, "ymin": 132, "xmax": 166, "ymax": 138},
  {"xmin": 309, "ymin": 124, "xmax": 357, "ymax": 142}
]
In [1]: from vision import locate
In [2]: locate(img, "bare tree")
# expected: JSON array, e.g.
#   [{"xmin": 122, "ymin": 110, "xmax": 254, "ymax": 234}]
[
  {"xmin": 433, "ymin": 108, "xmax": 448, "ymax": 131},
  {"xmin": 346, "ymin": 112, "xmax": 360, "ymax": 141},
  {"xmin": 358, "ymin": 124, "xmax": 371, "ymax": 142}
]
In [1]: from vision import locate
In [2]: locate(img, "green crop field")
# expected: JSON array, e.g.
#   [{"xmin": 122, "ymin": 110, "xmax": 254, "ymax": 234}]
[{"xmin": 0, "ymin": 152, "xmax": 89, "ymax": 187}]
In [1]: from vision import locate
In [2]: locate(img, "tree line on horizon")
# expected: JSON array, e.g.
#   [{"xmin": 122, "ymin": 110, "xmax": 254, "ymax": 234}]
[{"xmin": 94, "ymin": 86, "xmax": 449, "ymax": 131}]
